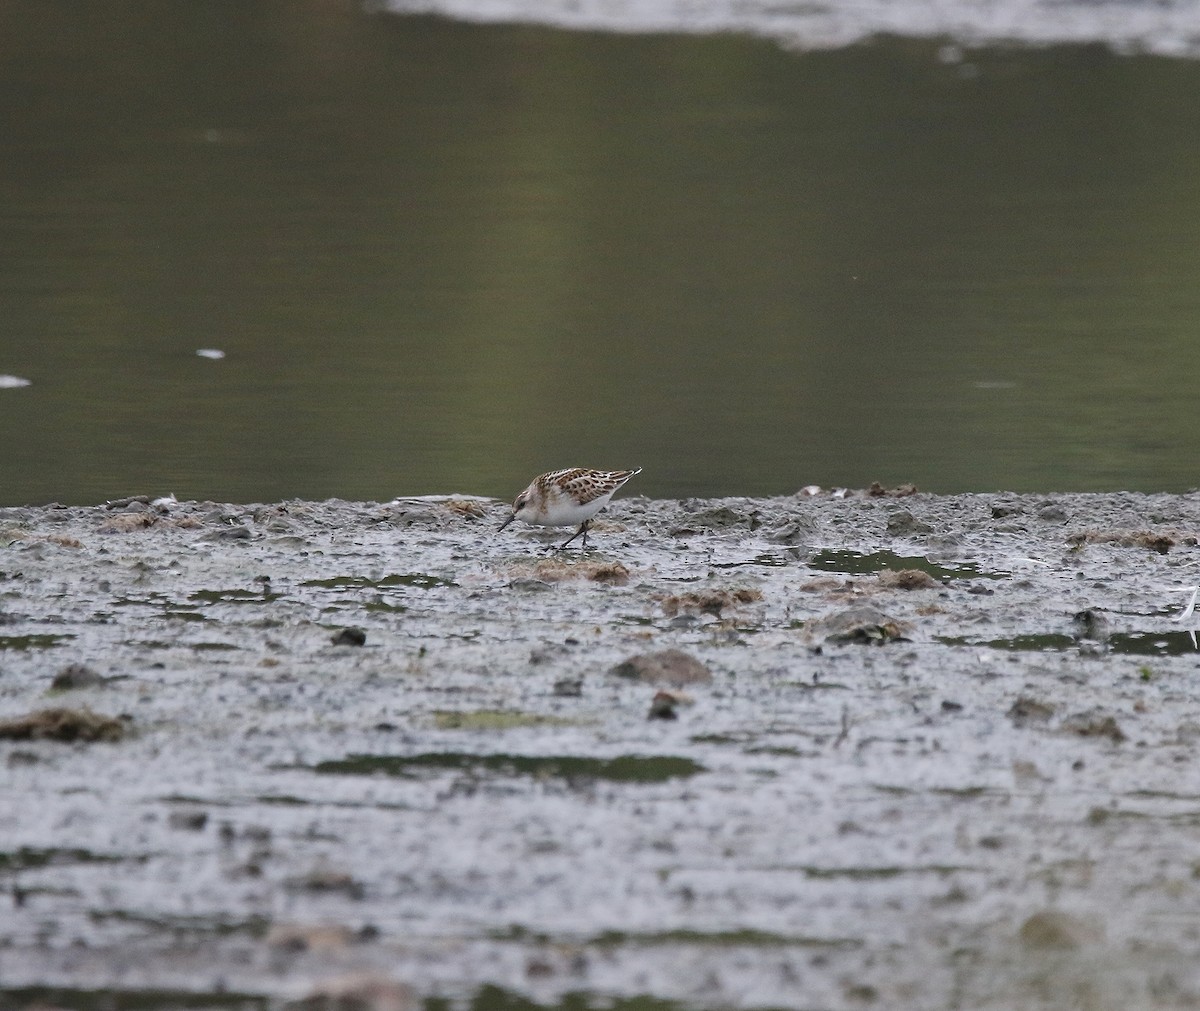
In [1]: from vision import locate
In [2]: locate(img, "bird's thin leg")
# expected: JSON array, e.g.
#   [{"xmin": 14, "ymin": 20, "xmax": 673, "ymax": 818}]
[{"xmin": 558, "ymin": 519, "xmax": 590, "ymax": 550}]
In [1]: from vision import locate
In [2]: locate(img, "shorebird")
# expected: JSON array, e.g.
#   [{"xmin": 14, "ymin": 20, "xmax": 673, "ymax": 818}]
[{"xmin": 497, "ymin": 467, "xmax": 642, "ymax": 550}]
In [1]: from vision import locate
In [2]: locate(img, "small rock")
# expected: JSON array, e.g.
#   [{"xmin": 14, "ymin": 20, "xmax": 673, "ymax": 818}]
[
  {"xmin": 530, "ymin": 644, "xmax": 568, "ymax": 665},
  {"xmin": 168, "ymin": 810, "xmax": 209, "ymax": 832},
  {"xmin": 612, "ymin": 648, "xmax": 714, "ymax": 687},
  {"xmin": 507, "ymin": 578, "xmax": 553, "ymax": 591},
  {"xmin": 868, "ymin": 482, "xmax": 918, "ymax": 497},
  {"xmin": 648, "ymin": 692, "xmax": 679, "ymax": 720},
  {"xmin": 765, "ymin": 516, "xmax": 819, "ymax": 545},
  {"xmin": 287, "ymin": 868, "xmax": 365, "ymax": 899},
  {"xmin": 1072, "ymin": 609, "xmax": 1109, "ymax": 641},
  {"xmin": 331, "ymin": 627, "xmax": 367, "ymax": 647},
  {"xmin": 1007, "ymin": 696, "xmax": 1055, "ymax": 726},
  {"xmin": 201, "ymin": 524, "xmax": 252, "ymax": 541},
  {"xmin": 1061, "ymin": 710, "xmax": 1126, "ymax": 743},
  {"xmin": 647, "ymin": 689, "xmax": 693, "ymax": 720},
  {"xmin": 1018, "ymin": 910, "xmax": 1102, "ymax": 950},
  {"xmin": 886, "ymin": 510, "xmax": 933, "ymax": 536},
  {"xmin": 804, "ymin": 605, "xmax": 906, "ymax": 646},
  {"xmin": 104, "ymin": 495, "xmax": 152, "ymax": 510},
  {"xmin": 266, "ymin": 923, "xmax": 358, "ymax": 954},
  {"xmin": 924, "ymin": 535, "xmax": 962, "ymax": 556},
  {"xmin": 674, "ymin": 506, "xmax": 757, "ymax": 532},
  {"xmin": 1037, "ymin": 504, "xmax": 1068, "ymax": 522},
  {"xmin": 50, "ymin": 663, "xmax": 106, "ymax": 691},
  {"xmin": 552, "ymin": 677, "xmax": 583, "ymax": 697}
]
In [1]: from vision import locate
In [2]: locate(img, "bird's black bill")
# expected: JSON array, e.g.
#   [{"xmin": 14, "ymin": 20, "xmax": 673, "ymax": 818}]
[{"xmin": 497, "ymin": 514, "xmax": 515, "ymax": 533}]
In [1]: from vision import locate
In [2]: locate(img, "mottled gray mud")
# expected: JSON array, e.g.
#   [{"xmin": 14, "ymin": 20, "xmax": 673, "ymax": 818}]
[{"xmin": 2, "ymin": 490, "xmax": 1200, "ymax": 1011}]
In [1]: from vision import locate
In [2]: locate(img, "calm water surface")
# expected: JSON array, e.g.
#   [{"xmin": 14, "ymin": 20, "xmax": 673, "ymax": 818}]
[{"xmin": 2, "ymin": 1, "xmax": 1200, "ymax": 504}]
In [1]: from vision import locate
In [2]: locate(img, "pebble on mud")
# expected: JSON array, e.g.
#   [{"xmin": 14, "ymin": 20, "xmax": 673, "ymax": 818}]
[
  {"xmin": 648, "ymin": 689, "xmax": 694, "ymax": 720},
  {"xmin": 0, "ymin": 707, "xmax": 126, "ymax": 743},
  {"xmin": 286, "ymin": 868, "xmax": 366, "ymax": 899},
  {"xmin": 673, "ymin": 505, "xmax": 759, "ymax": 532},
  {"xmin": 331, "ymin": 627, "xmax": 367, "ymax": 646},
  {"xmin": 1037, "ymin": 504, "xmax": 1069, "ymax": 522},
  {"xmin": 1018, "ymin": 909, "xmax": 1103, "ymax": 950},
  {"xmin": 1072, "ymin": 608, "xmax": 1110, "ymax": 641},
  {"xmin": 803, "ymin": 605, "xmax": 907, "ymax": 646},
  {"xmin": 1007, "ymin": 696, "xmax": 1055, "ymax": 726},
  {"xmin": 552, "ymin": 677, "xmax": 584, "ymax": 697},
  {"xmin": 885, "ymin": 510, "xmax": 933, "ymax": 536},
  {"xmin": 868, "ymin": 482, "xmax": 919, "ymax": 497},
  {"xmin": 201, "ymin": 524, "xmax": 252, "ymax": 541},
  {"xmin": 764, "ymin": 516, "xmax": 819, "ymax": 544},
  {"xmin": 1061, "ymin": 710, "xmax": 1126, "ymax": 743},
  {"xmin": 50, "ymin": 663, "xmax": 106, "ymax": 690},
  {"xmin": 612, "ymin": 648, "xmax": 714, "ymax": 687},
  {"xmin": 104, "ymin": 494, "xmax": 155, "ymax": 510},
  {"xmin": 266, "ymin": 923, "xmax": 361, "ymax": 954},
  {"xmin": 168, "ymin": 809, "xmax": 209, "ymax": 832}
]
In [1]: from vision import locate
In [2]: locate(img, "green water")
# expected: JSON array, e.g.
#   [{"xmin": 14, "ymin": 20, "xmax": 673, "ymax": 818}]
[{"xmin": 3, "ymin": 2, "xmax": 1199, "ymax": 505}]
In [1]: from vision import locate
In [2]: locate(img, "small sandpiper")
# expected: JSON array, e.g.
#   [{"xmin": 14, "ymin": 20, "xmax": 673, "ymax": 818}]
[{"xmin": 497, "ymin": 467, "xmax": 642, "ymax": 550}]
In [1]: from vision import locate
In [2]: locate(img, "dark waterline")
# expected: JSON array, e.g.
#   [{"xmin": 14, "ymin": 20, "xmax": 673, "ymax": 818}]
[{"xmin": 3, "ymin": 2, "xmax": 1200, "ymax": 505}]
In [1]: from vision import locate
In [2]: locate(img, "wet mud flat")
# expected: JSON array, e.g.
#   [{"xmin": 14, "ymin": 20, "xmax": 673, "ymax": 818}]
[{"xmin": 2, "ymin": 490, "xmax": 1200, "ymax": 1011}]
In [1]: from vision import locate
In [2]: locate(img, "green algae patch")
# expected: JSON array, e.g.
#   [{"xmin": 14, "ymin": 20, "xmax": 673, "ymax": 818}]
[
  {"xmin": 1109, "ymin": 631, "xmax": 1200, "ymax": 656},
  {"xmin": 312, "ymin": 752, "xmax": 705, "ymax": 783},
  {"xmin": 810, "ymin": 549, "xmax": 1007, "ymax": 581},
  {"xmin": 589, "ymin": 928, "xmax": 862, "ymax": 949},
  {"xmin": 456, "ymin": 986, "xmax": 690, "ymax": 1011},
  {"xmin": 0, "ymin": 633, "xmax": 71, "ymax": 650},
  {"xmin": 302, "ymin": 572, "xmax": 457, "ymax": 590},
  {"xmin": 941, "ymin": 630, "xmax": 1199, "ymax": 656},
  {"xmin": 797, "ymin": 863, "xmax": 971, "ymax": 879},
  {"xmin": 431, "ymin": 710, "xmax": 583, "ymax": 731},
  {"xmin": 189, "ymin": 588, "xmax": 283, "ymax": 604},
  {"xmin": 0, "ymin": 847, "xmax": 128, "ymax": 872},
  {"xmin": 0, "ymin": 986, "xmax": 269, "ymax": 1011},
  {"xmin": 936, "ymin": 633, "xmax": 1077, "ymax": 652}
]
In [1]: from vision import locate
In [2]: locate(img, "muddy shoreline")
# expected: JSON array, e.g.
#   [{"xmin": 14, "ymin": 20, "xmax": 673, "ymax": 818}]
[{"xmin": 2, "ymin": 490, "xmax": 1200, "ymax": 1010}]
